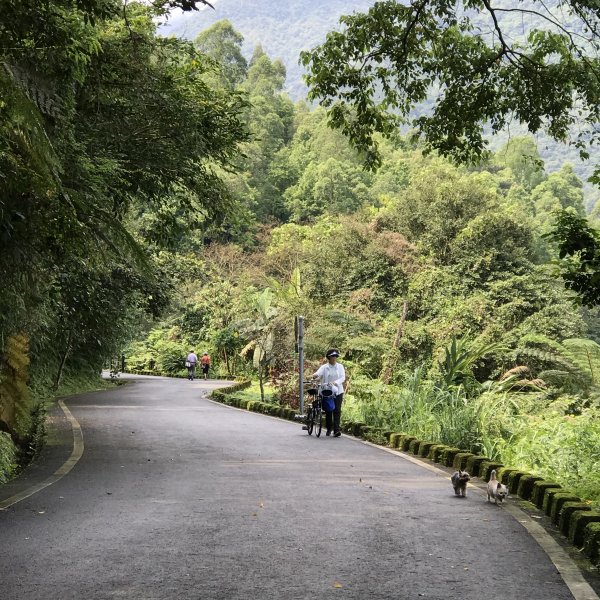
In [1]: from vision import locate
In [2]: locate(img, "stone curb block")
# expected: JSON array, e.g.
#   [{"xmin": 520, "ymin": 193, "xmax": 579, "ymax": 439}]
[
  {"xmin": 479, "ymin": 461, "xmax": 504, "ymax": 482},
  {"xmin": 389, "ymin": 433, "xmax": 404, "ymax": 449},
  {"xmin": 532, "ymin": 481, "xmax": 561, "ymax": 509},
  {"xmin": 210, "ymin": 382, "xmax": 298, "ymax": 425},
  {"xmin": 408, "ymin": 438, "xmax": 422, "ymax": 455},
  {"xmin": 507, "ymin": 470, "xmax": 529, "ymax": 494},
  {"xmin": 428, "ymin": 445, "xmax": 449, "ymax": 463},
  {"xmin": 550, "ymin": 493, "xmax": 581, "ymax": 524},
  {"xmin": 465, "ymin": 455, "xmax": 489, "ymax": 477},
  {"xmin": 366, "ymin": 428, "xmax": 387, "ymax": 444},
  {"xmin": 361, "ymin": 425, "xmax": 373, "ymax": 437},
  {"xmin": 543, "ymin": 487, "xmax": 565, "ymax": 515},
  {"xmin": 568, "ymin": 511, "xmax": 600, "ymax": 547},
  {"xmin": 452, "ymin": 452, "xmax": 474, "ymax": 471},
  {"xmin": 441, "ymin": 447, "xmax": 462, "ymax": 467},
  {"xmin": 497, "ymin": 467, "xmax": 519, "ymax": 485},
  {"xmin": 559, "ymin": 503, "xmax": 591, "ymax": 536},
  {"xmin": 583, "ymin": 523, "xmax": 600, "ymax": 565},
  {"xmin": 418, "ymin": 441, "xmax": 435, "ymax": 458},
  {"xmin": 352, "ymin": 422, "xmax": 367, "ymax": 437},
  {"xmin": 398, "ymin": 435, "xmax": 416, "ymax": 452},
  {"xmin": 517, "ymin": 475, "xmax": 544, "ymax": 501}
]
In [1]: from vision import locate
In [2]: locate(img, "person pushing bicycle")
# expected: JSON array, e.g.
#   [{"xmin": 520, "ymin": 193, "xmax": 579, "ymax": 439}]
[{"xmin": 312, "ymin": 348, "xmax": 346, "ymax": 437}]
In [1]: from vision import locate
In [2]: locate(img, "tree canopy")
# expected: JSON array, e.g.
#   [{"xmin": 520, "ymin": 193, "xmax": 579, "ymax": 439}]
[
  {"xmin": 301, "ymin": 0, "xmax": 600, "ymax": 170},
  {"xmin": 301, "ymin": 0, "xmax": 600, "ymax": 305},
  {"xmin": 0, "ymin": 0, "xmax": 247, "ymax": 418}
]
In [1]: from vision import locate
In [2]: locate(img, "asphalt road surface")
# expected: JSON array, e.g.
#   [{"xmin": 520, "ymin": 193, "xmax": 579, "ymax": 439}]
[{"xmin": 0, "ymin": 376, "xmax": 582, "ymax": 599}]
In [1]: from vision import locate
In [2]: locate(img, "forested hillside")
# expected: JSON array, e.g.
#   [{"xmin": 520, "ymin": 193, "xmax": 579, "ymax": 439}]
[
  {"xmin": 160, "ymin": 0, "xmax": 597, "ymax": 193},
  {"xmin": 124, "ymin": 20, "xmax": 600, "ymax": 504},
  {"xmin": 160, "ymin": 0, "xmax": 377, "ymax": 99}
]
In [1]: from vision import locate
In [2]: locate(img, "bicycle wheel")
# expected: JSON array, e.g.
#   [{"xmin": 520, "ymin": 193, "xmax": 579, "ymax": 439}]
[
  {"xmin": 314, "ymin": 405, "xmax": 323, "ymax": 437},
  {"xmin": 306, "ymin": 407, "xmax": 314, "ymax": 435}
]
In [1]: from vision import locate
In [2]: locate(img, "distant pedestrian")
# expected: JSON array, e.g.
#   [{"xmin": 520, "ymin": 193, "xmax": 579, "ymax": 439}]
[
  {"xmin": 313, "ymin": 348, "xmax": 345, "ymax": 437},
  {"xmin": 201, "ymin": 352, "xmax": 211, "ymax": 380},
  {"xmin": 186, "ymin": 350, "xmax": 198, "ymax": 381}
]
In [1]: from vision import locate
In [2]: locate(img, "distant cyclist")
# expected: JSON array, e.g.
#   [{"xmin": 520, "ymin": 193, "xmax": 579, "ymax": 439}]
[
  {"xmin": 186, "ymin": 350, "xmax": 198, "ymax": 381},
  {"xmin": 201, "ymin": 352, "xmax": 211, "ymax": 380},
  {"xmin": 313, "ymin": 348, "xmax": 346, "ymax": 437}
]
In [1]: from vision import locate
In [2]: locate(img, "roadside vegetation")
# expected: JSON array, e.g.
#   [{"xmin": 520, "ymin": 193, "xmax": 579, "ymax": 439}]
[{"xmin": 2, "ymin": 2, "xmax": 600, "ymax": 507}]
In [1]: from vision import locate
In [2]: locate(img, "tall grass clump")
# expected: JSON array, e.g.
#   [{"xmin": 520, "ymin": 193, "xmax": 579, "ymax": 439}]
[
  {"xmin": 344, "ymin": 368, "xmax": 483, "ymax": 449},
  {"xmin": 496, "ymin": 407, "xmax": 600, "ymax": 502}
]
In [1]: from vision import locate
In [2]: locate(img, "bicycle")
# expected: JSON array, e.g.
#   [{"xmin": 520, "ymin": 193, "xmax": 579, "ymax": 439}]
[
  {"xmin": 304, "ymin": 381, "xmax": 322, "ymax": 436},
  {"xmin": 304, "ymin": 381, "xmax": 335, "ymax": 437}
]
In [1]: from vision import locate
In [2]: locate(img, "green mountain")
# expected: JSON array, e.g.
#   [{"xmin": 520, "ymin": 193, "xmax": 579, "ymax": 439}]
[
  {"xmin": 160, "ymin": 0, "xmax": 598, "ymax": 202},
  {"xmin": 159, "ymin": 0, "xmax": 378, "ymax": 99}
]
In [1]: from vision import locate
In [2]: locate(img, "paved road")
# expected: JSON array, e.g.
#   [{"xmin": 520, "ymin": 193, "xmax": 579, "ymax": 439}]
[{"xmin": 0, "ymin": 376, "xmax": 580, "ymax": 599}]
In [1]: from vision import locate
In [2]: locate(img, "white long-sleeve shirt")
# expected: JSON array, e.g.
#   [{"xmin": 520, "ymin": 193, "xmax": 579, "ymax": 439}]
[{"xmin": 313, "ymin": 362, "xmax": 346, "ymax": 396}]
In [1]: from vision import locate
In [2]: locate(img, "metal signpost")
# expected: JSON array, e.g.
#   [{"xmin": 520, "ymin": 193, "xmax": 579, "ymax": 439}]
[{"xmin": 297, "ymin": 316, "xmax": 305, "ymax": 415}]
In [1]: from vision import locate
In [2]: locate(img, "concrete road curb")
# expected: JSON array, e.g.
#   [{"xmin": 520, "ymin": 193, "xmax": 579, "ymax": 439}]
[{"xmin": 0, "ymin": 399, "xmax": 84, "ymax": 510}]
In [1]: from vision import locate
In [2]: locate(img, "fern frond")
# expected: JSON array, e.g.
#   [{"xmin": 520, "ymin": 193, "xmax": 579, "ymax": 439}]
[
  {"xmin": 538, "ymin": 369, "xmax": 591, "ymax": 390},
  {"xmin": 561, "ymin": 338, "xmax": 600, "ymax": 385},
  {"xmin": 515, "ymin": 347, "xmax": 579, "ymax": 372}
]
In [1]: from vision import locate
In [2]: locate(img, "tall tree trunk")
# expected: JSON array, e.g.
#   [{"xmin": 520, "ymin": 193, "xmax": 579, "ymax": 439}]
[
  {"xmin": 380, "ymin": 301, "xmax": 408, "ymax": 385},
  {"xmin": 259, "ymin": 369, "xmax": 265, "ymax": 402},
  {"xmin": 223, "ymin": 349, "xmax": 230, "ymax": 377},
  {"xmin": 54, "ymin": 329, "xmax": 73, "ymax": 391}
]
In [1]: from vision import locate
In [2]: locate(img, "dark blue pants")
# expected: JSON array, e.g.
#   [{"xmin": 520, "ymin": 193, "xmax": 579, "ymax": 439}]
[{"xmin": 325, "ymin": 394, "xmax": 344, "ymax": 433}]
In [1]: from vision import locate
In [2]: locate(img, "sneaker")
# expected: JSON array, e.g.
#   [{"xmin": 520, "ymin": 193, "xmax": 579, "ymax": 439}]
[
  {"xmin": 334, "ymin": 431, "xmax": 341, "ymax": 437},
  {"xmin": 326, "ymin": 430, "xmax": 332, "ymax": 436}
]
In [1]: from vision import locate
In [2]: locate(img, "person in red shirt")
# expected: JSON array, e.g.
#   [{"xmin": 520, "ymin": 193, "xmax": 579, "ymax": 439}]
[{"xmin": 201, "ymin": 352, "xmax": 211, "ymax": 380}]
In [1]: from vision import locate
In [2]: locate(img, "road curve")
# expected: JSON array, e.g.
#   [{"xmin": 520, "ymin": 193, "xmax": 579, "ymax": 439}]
[{"xmin": 0, "ymin": 376, "xmax": 580, "ymax": 599}]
